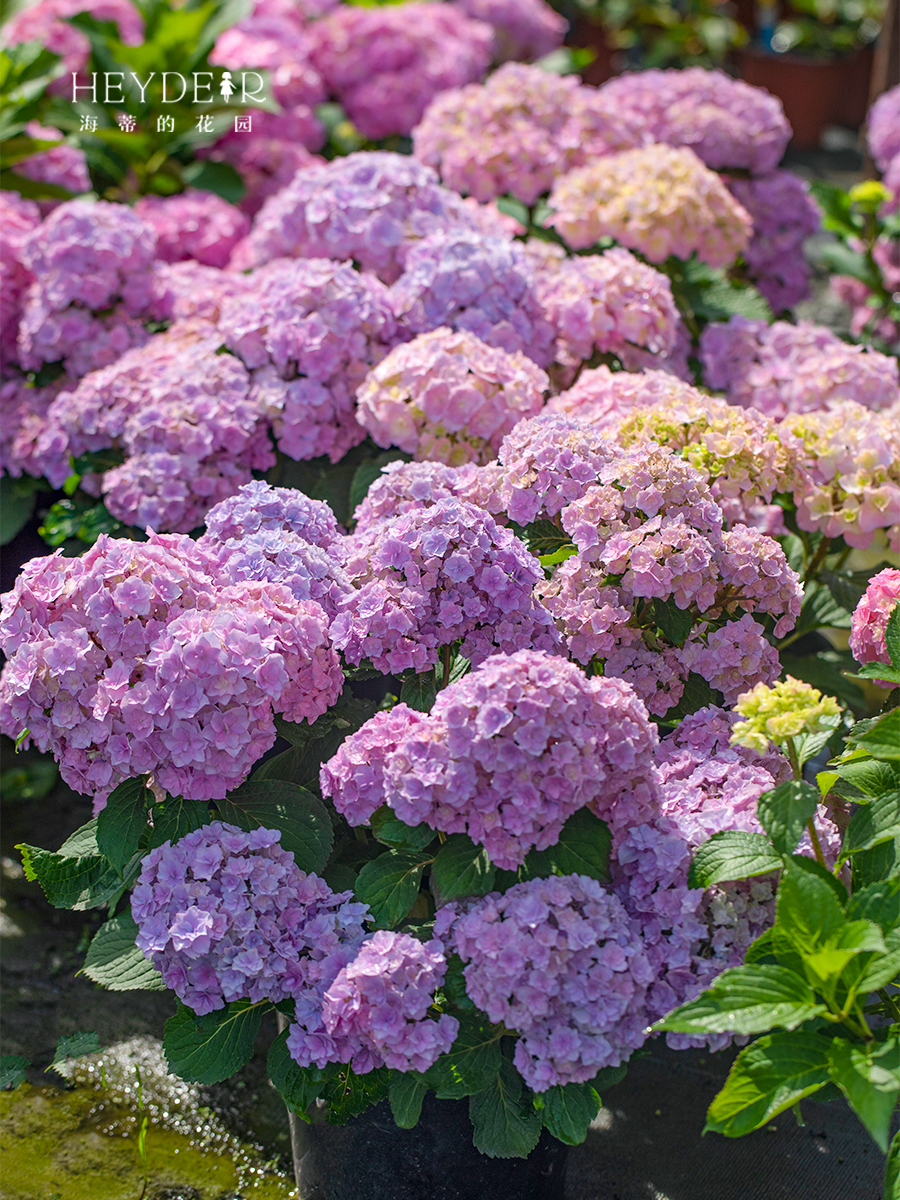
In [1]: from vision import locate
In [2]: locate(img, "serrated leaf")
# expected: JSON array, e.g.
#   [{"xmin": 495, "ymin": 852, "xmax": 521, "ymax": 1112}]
[
  {"xmin": 688, "ymin": 831, "xmax": 782, "ymax": 889},
  {"xmin": 653, "ymin": 597, "xmax": 696, "ymax": 646},
  {"xmin": 82, "ymin": 913, "xmax": 165, "ymax": 992},
  {"xmin": 431, "ymin": 834, "xmax": 495, "ymax": 904},
  {"xmin": 827, "ymin": 1038, "xmax": 900, "ymax": 1153},
  {"xmin": 539, "ymin": 1080, "xmax": 602, "ymax": 1145},
  {"xmin": 705, "ymin": 1032, "xmax": 831, "ymax": 1137},
  {"xmin": 163, "ymin": 1000, "xmax": 264, "ymax": 1084},
  {"xmin": 49, "ymin": 1031, "xmax": 101, "ymax": 1072},
  {"xmin": 17, "ymin": 843, "xmax": 122, "ymax": 910},
  {"xmin": 399, "ymin": 671, "xmax": 437, "ymax": 714},
  {"xmin": 389, "ymin": 1071, "xmax": 427, "ymax": 1129},
  {"xmin": 654, "ymin": 964, "xmax": 826, "ymax": 1035},
  {"xmin": 147, "ymin": 795, "xmax": 211, "ymax": 848},
  {"xmin": 526, "ymin": 808, "xmax": 612, "ymax": 883},
  {"xmin": 58, "ymin": 819, "xmax": 101, "ymax": 857},
  {"xmin": 370, "ymin": 807, "xmax": 436, "ymax": 852},
  {"xmin": 663, "ymin": 672, "xmax": 717, "ymax": 720},
  {"xmin": 837, "ymin": 754, "xmax": 900, "ymax": 797},
  {"xmin": 0, "ymin": 1056, "xmax": 29, "ymax": 1089},
  {"xmin": 354, "ymin": 850, "xmax": 430, "ymax": 928},
  {"xmin": 885, "ymin": 1129, "xmax": 900, "ymax": 1200},
  {"xmin": 469, "ymin": 1058, "xmax": 542, "ymax": 1159},
  {"xmin": 425, "ymin": 1013, "xmax": 504, "ymax": 1099},
  {"xmin": 757, "ymin": 780, "xmax": 820, "ymax": 856},
  {"xmin": 322, "ymin": 1065, "xmax": 390, "ymax": 1123},
  {"xmin": 855, "ymin": 927, "xmax": 900, "ymax": 993},
  {"xmin": 852, "ymin": 836, "xmax": 900, "ymax": 890},
  {"xmin": 802, "ymin": 920, "xmax": 886, "ymax": 986},
  {"xmin": 854, "ymin": 709, "xmax": 900, "ymax": 761},
  {"xmin": 847, "ymin": 879, "xmax": 900, "ymax": 933},
  {"xmin": 96, "ymin": 777, "xmax": 149, "ymax": 872},
  {"xmin": 776, "ymin": 863, "xmax": 845, "ymax": 955},
  {"xmin": 843, "ymin": 791, "xmax": 900, "ymax": 861},
  {"xmin": 792, "ymin": 711, "xmax": 843, "ymax": 770},
  {"xmin": 215, "ymin": 780, "xmax": 333, "ymax": 874},
  {"xmin": 267, "ymin": 1028, "xmax": 323, "ymax": 1118}
]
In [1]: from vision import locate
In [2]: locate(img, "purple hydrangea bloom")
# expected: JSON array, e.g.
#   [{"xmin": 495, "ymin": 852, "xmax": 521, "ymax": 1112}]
[
  {"xmin": 132, "ymin": 822, "xmax": 368, "ymax": 1015},
  {"xmin": 446, "ymin": 874, "xmax": 654, "ymax": 1090},
  {"xmin": 201, "ymin": 123, "xmax": 323, "ymax": 219},
  {"xmin": 679, "ymin": 615, "xmax": 782, "ymax": 706},
  {"xmin": 331, "ymin": 498, "xmax": 559, "ymax": 674},
  {"xmin": 134, "ymin": 190, "xmax": 250, "ymax": 269},
  {"xmin": 201, "ymin": 480, "xmax": 342, "ymax": 548},
  {"xmin": 867, "ymin": 84, "xmax": 900, "ymax": 174},
  {"xmin": 287, "ymin": 930, "xmax": 458, "ymax": 1074},
  {"xmin": 0, "ymin": 375, "xmax": 69, "ymax": 480},
  {"xmin": 596, "ymin": 67, "xmax": 791, "ymax": 175},
  {"xmin": 0, "ymin": 191, "xmax": 41, "ymax": 367},
  {"xmin": 352, "ymin": 460, "xmax": 501, "ymax": 532},
  {"xmin": 229, "ymin": 152, "xmax": 482, "ymax": 282},
  {"xmin": 453, "ymin": 0, "xmax": 566, "ymax": 62},
  {"xmin": 16, "ymin": 122, "xmax": 91, "ymax": 199},
  {"xmin": 309, "ymin": 3, "xmax": 493, "ymax": 140},
  {"xmin": 356, "ymin": 328, "xmax": 547, "ymax": 466},
  {"xmin": 849, "ymin": 567, "xmax": 900, "ymax": 685}
]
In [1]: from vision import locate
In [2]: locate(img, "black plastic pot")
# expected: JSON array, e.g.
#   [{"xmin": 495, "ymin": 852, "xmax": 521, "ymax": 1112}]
[{"xmin": 287, "ymin": 1095, "xmax": 568, "ymax": 1200}]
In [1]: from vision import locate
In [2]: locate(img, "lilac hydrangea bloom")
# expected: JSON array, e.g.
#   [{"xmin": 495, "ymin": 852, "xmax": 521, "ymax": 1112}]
[
  {"xmin": 0, "ymin": 376, "xmax": 69, "ymax": 480},
  {"xmin": 287, "ymin": 930, "xmax": 458, "ymax": 1074},
  {"xmin": 548, "ymin": 145, "xmax": 752, "ymax": 269},
  {"xmin": 229, "ymin": 152, "xmax": 482, "ymax": 281},
  {"xmin": 0, "ymin": 534, "xmax": 342, "ymax": 803},
  {"xmin": 413, "ymin": 62, "xmax": 640, "ymax": 206},
  {"xmin": 867, "ymin": 84, "xmax": 900, "ymax": 174},
  {"xmin": 201, "ymin": 480, "xmax": 342, "ymax": 548},
  {"xmin": 596, "ymin": 67, "xmax": 790, "ymax": 174},
  {"xmin": 132, "ymin": 822, "xmax": 368, "ymax": 1015},
  {"xmin": 148, "ymin": 260, "xmax": 253, "ymax": 325},
  {"xmin": 134, "ymin": 190, "xmax": 250, "ymax": 269},
  {"xmin": 680, "ymin": 615, "xmax": 782, "ymax": 705},
  {"xmin": 16, "ymin": 122, "xmax": 91, "ymax": 199},
  {"xmin": 453, "ymin": 0, "xmax": 566, "ymax": 62},
  {"xmin": 309, "ymin": 3, "xmax": 493, "ymax": 140},
  {"xmin": 331, "ymin": 498, "xmax": 559, "ymax": 674},
  {"xmin": 700, "ymin": 316, "xmax": 899, "ymax": 419},
  {"xmin": 389, "ymin": 230, "xmax": 556, "ymax": 366},
  {"xmin": 352, "ymin": 460, "xmax": 499, "ymax": 532},
  {"xmin": 446, "ymin": 874, "xmax": 654, "ymax": 1089},
  {"xmin": 1, "ymin": 190, "xmax": 42, "ymax": 366},
  {"xmin": 849, "ymin": 567, "xmax": 900, "ymax": 684},
  {"xmin": 356, "ymin": 328, "xmax": 547, "ymax": 466}
]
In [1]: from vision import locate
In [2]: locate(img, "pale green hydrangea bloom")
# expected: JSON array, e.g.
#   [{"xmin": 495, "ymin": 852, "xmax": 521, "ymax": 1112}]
[{"xmin": 731, "ymin": 675, "xmax": 841, "ymax": 756}]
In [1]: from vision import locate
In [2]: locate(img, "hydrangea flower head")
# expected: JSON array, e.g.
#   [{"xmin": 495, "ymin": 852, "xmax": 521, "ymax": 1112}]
[
  {"xmin": 548, "ymin": 145, "xmax": 752, "ymax": 269},
  {"xmin": 201, "ymin": 479, "xmax": 342, "ymax": 548},
  {"xmin": 16, "ymin": 122, "xmax": 91, "ymax": 198},
  {"xmin": 454, "ymin": 0, "xmax": 566, "ymax": 62},
  {"xmin": 352, "ymin": 459, "xmax": 499, "ymax": 532},
  {"xmin": 867, "ymin": 84, "xmax": 900, "ymax": 174},
  {"xmin": 1, "ymin": 191, "xmax": 41, "ymax": 366},
  {"xmin": 849, "ymin": 567, "xmax": 900, "ymax": 683},
  {"xmin": 134, "ymin": 190, "xmax": 250, "ymax": 269},
  {"xmin": 548, "ymin": 366, "xmax": 708, "ymax": 431},
  {"xmin": 731, "ymin": 677, "xmax": 842, "ymax": 756},
  {"xmin": 356, "ymin": 328, "xmax": 547, "ymax": 466},
  {"xmin": 132, "ymin": 822, "xmax": 368, "ymax": 1015}
]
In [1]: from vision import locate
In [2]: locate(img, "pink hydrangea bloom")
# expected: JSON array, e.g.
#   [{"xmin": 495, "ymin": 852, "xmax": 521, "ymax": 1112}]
[
  {"xmin": 447, "ymin": 874, "xmax": 654, "ymax": 1089},
  {"xmin": 849, "ymin": 567, "xmax": 900, "ymax": 682},
  {"xmin": 148, "ymin": 260, "xmax": 253, "ymax": 326},
  {"xmin": 413, "ymin": 62, "xmax": 641, "ymax": 206},
  {"xmin": 700, "ymin": 316, "xmax": 899, "ymax": 419},
  {"xmin": 352, "ymin": 460, "xmax": 498, "ymax": 532},
  {"xmin": 596, "ymin": 67, "xmax": 791, "ymax": 175},
  {"xmin": 132, "ymin": 822, "xmax": 367, "ymax": 1015},
  {"xmin": 201, "ymin": 479, "xmax": 342, "ymax": 548},
  {"xmin": 356, "ymin": 328, "xmax": 547, "ymax": 466},
  {"xmin": 679, "ymin": 615, "xmax": 782, "ymax": 706},
  {"xmin": 0, "ymin": 190, "xmax": 41, "ymax": 367},
  {"xmin": 867, "ymin": 84, "xmax": 900, "ymax": 174},
  {"xmin": 0, "ymin": 375, "xmax": 69, "ymax": 480},
  {"xmin": 453, "ymin": 0, "xmax": 566, "ymax": 62},
  {"xmin": 548, "ymin": 365, "xmax": 708, "ymax": 430},
  {"xmin": 548, "ymin": 145, "xmax": 752, "ymax": 269},
  {"xmin": 228, "ymin": 151, "xmax": 482, "ymax": 282},
  {"xmin": 0, "ymin": 534, "xmax": 342, "ymax": 803},
  {"xmin": 210, "ymin": 8, "xmax": 325, "ymax": 110},
  {"xmin": 134, "ymin": 190, "xmax": 250, "ymax": 269},
  {"xmin": 309, "ymin": 3, "xmax": 493, "ymax": 140},
  {"xmin": 725, "ymin": 172, "xmax": 820, "ymax": 313},
  {"xmin": 16, "ymin": 122, "xmax": 90, "ymax": 198},
  {"xmin": 331, "ymin": 498, "xmax": 559, "ymax": 674}
]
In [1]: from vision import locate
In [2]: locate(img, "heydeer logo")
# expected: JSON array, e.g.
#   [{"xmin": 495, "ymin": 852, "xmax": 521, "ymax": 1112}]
[{"xmin": 71, "ymin": 70, "xmax": 267, "ymax": 105}]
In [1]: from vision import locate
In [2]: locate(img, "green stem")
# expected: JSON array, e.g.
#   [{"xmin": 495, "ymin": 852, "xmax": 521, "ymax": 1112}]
[
  {"xmin": 805, "ymin": 817, "xmax": 827, "ymax": 869},
  {"xmin": 878, "ymin": 989, "xmax": 900, "ymax": 1022},
  {"xmin": 804, "ymin": 537, "xmax": 833, "ymax": 585}
]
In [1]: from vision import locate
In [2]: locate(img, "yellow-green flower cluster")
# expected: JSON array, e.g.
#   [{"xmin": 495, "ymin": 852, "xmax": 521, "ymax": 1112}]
[{"xmin": 730, "ymin": 676, "xmax": 841, "ymax": 755}]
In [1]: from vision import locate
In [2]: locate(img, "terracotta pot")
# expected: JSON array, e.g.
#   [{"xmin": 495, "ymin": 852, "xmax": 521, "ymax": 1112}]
[
  {"xmin": 566, "ymin": 18, "xmax": 620, "ymax": 87},
  {"xmin": 738, "ymin": 46, "xmax": 845, "ymax": 147}
]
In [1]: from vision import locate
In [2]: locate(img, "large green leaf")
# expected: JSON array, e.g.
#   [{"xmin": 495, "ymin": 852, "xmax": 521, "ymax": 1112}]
[
  {"xmin": 837, "ymin": 753, "xmax": 900, "ymax": 798},
  {"xmin": 215, "ymin": 780, "xmax": 333, "ymax": 873},
  {"xmin": 0, "ymin": 474, "xmax": 40, "ymax": 545},
  {"xmin": 0, "ymin": 1057, "xmax": 29, "ymax": 1090},
  {"xmin": 82, "ymin": 913, "xmax": 166, "ymax": 991},
  {"xmin": 17, "ymin": 843, "xmax": 122, "ymax": 910},
  {"xmin": 146, "ymin": 795, "xmax": 211, "ymax": 848},
  {"xmin": 847, "ymin": 878, "xmax": 900, "ymax": 934},
  {"xmin": 388, "ymin": 1071, "xmax": 427, "ymax": 1129},
  {"xmin": 526, "ymin": 808, "xmax": 612, "ymax": 883},
  {"xmin": 757, "ymin": 781, "xmax": 819, "ymax": 856},
  {"xmin": 705, "ymin": 1032, "xmax": 831, "ymax": 1137},
  {"xmin": 827, "ymin": 1038, "xmax": 900, "ymax": 1153},
  {"xmin": 266, "ymin": 1028, "xmax": 323, "ymax": 1118},
  {"xmin": 163, "ymin": 1000, "xmax": 264, "ymax": 1084},
  {"xmin": 399, "ymin": 671, "xmax": 437, "ymax": 714},
  {"xmin": 775, "ymin": 863, "xmax": 845, "ymax": 955},
  {"xmin": 96, "ymin": 777, "xmax": 149, "ymax": 872},
  {"xmin": 539, "ymin": 1080, "xmax": 602, "ymax": 1145},
  {"xmin": 353, "ymin": 850, "xmax": 430, "ymax": 928},
  {"xmin": 842, "ymin": 791, "xmax": 900, "ymax": 860},
  {"xmin": 654, "ymin": 964, "xmax": 826, "ymax": 1036},
  {"xmin": 469, "ymin": 1058, "xmax": 542, "ymax": 1159},
  {"xmin": 854, "ymin": 710, "xmax": 900, "ymax": 761},
  {"xmin": 431, "ymin": 834, "xmax": 495, "ymax": 904},
  {"xmin": 688, "ymin": 831, "xmax": 782, "ymax": 889},
  {"xmin": 48, "ymin": 1032, "xmax": 101, "ymax": 1073},
  {"xmin": 425, "ymin": 1013, "xmax": 504, "ymax": 1100},
  {"xmin": 370, "ymin": 807, "xmax": 436, "ymax": 852}
]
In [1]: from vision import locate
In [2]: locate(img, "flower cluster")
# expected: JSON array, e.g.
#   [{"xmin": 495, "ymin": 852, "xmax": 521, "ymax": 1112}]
[
  {"xmin": 534, "ymin": 248, "xmax": 680, "ymax": 368},
  {"xmin": 351, "ymin": 459, "xmax": 501, "ymax": 532},
  {"xmin": 547, "ymin": 366, "xmax": 708, "ymax": 432},
  {"xmin": 201, "ymin": 480, "xmax": 342, "ymax": 550},
  {"xmin": 331, "ymin": 498, "xmax": 558, "ymax": 673},
  {"xmin": 413, "ymin": 62, "xmax": 639, "ymax": 206},
  {"xmin": 849, "ymin": 567, "xmax": 900, "ymax": 681},
  {"xmin": 679, "ymin": 614, "xmax": 781, "ymax": 706},
  {"xmin": 228, "ymin": 152, "xmax": 482, "ymax": 282},
  {"xmin": 0, "ymin": 376, "xmax": 68, "ymax": 480},
  {"xmin": 148, "ymin": 260, "xmax": 252, "ymax": 325},
  {"xmin": 867, "ymin": 84, "xmax": 900, "ymax": 175},
  {"xmin": 34, "ymin": 325, "xmax": 274, "ymax": 532},
  {"xmin": 731, "ymin": 677, "xmax": 842, "ymax": 756},
  {"xmin": 454, "ymin": 0, "xmax": 566, "ymax": 62},
  {"xmin": 725, "ymin": 172, "xmax": 820, "ymax": 313},
  {"xmin": 133, "ymin": 190, "xmax": 250, "ymax": 269},
  {"xmin": 389, "ymin": 229, "xmax": 556, "ymax": 366},
  {"xmin": 356, "ymin": 328, "xmax": 547, "ymax": 466},
  {"xmin": 700, "ymin": 316, "xmax": 899, "ymax": 420},
  {"xmin": 596, "ymin": 67, "xmax": 790, "ymax": 174},
  {"xmin": 287, "ymin": 930, "xmax": 458, "ymax": 1074},
  {"xmin": 210, "ymin": 6, "xmax": 325, "ymax": 111},
  {"xmin": 16, "ymin": 121, "xmax": 91, "ymax": 199},
  {"xmin": 0, "ymin": 534, "xmax": 342, "ymax": 802},
  {"xmin": 132, "ymin": 822, "xmax": 368, "ymax": 1015},
  {"xmin": 0, "ymin": 191, "xmax": 41, "ymax": 366},
  {"xmin": 220, "ymin": 258, "xmax": 398, "ymax": 463},
  {"xmin": 309, "ymin": 2, "xmax": 493, "ymax": 140},
  {"xmin": 445, "ymin": 874, "xmax": 654, "ymax": 1089},
  {"xmin": 548, "ymin": 145, "xmax": 752, "ymax": 269}
]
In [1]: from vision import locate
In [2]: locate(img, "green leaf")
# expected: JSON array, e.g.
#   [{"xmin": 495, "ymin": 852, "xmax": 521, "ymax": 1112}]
[
  {"xmin": 855, "ymin": 927, "xmax": 900, "ymax": 994},
  {"xmin": 321, "ymin": 1064, "xmax": 390, "ymax": 1123},
  {"xmin": 855, "ymin": 710, "xmax": 900, "ymax": 760},
  {"xmin": 181, "ymin": 158, "xmax": 244, "ymax": 203},
  {"xmin": 147, "ymin": 795, "xmax": 210, "ymax": 848},
  {"xmin": 775, "ymin": 862, "xmax": 845, "ymax": 955},
  {"xmin": 705, "ymin": 1031, "xmax": 831, "ymax": 1137},
  {"xmin": 163, "ymin": 1000, "xmax": 264, "ymax": 1085},
  {"xmin": 837, "ymin": 754, "xmax": 900, "ymax": 797},
  {"xmin": 17, "ymin": 843, "xmax": 122, "ymax": 910},
  {"xmin": 662, "ymin": 672, "xmax": 717, "ymax": 720},
  {"xmin": 827, "ymin": 1039, "xmax": 900, "ymax": 1153},
  {"xmin": 96, "ymin": 777, "xmax": 149, "ymax": 872},
  {"xmin": 886, "ymin": 1129, "xmax": 900, "ymax": 1200},
  {"xmin": 843, "ymin": 790, "xmax": 900, "ymax": 862},
  {"xmin": 847, "ymin": 878, "xmax": 900, "ymax": 933},
  {"xmin": 469, "ymin": 1058, "xmax": 542, "ymax": 1159},
  {"xmin": 780, "ymin": 651, "xmax": 864, "ymax": 715},
  {"xmin": 793, "ymin": 581, "xmax": 853, "ymax": 638},
  {"xmin": 274, "ymin": 688, "xmax": 377, "ymax": 748},
  {"xmin": 58, "ymin": 819, "xmax": 101, "ymax": 857},
  {"xmin": 82, "ymin": 913, "xmax": 166, "ymax": 991},
  {"xmin": 0, "ymin": 1056, "xmax": 29, "ymax": 1089},
  {"xmin": 853, "ymin": 837, "xmax": 900, "ymax": 890},
  {"xmin": 399, "ymin": 670, "xmax": 437, "ymax": 714},
  {"xmin": 431, "ymin": 835, "xmax": 495, "ymax": 904},
  {"xmin": 886, "ymin": 606, "xmax": 900, "ymax": 672},
  {"xmin": 354, "ymin": 850, "xmax": 430, "ymax": 929},
  {"xmin": 688, "ymin": 831, "xmax": 782, "ymax": 889},
  {"xmin": 796, "ymin": 920, "xmax": 885, "ymax": 989},
  {"xmin": 370, "ymin": 807, "xmax": 436, "ymax": 852},
  {"xmin": 538, "ymin": 544, "xmax": 577, "ymax": 568},
  {"xmin": 757, "ymin": 780, "xmax": 819, "ymax": 856},
  {"xmin": 389, "ymin": 1072, "xmax": 427, "ymax": 1129},
  {"xmin": 526, "ymin": 808, "xmax": 612, "ymax": 884},
  {"xmin": 518, "ymin": 519, "xmax": 572, "ymax": 559},
  {"xmin": 215, "ymin": 780, "xmax": 333, "ymax": 874},
  {"xmin": 791, "ymin": 710, "xmax": 843, "ymax": 771},
  {"xmin": 0, "ymin": 167, "xmax": 71, "ymax": 200},
  {"xmin": 267, "ymin": 1028, "xmax": 322, "ymax": 1118},
  {"xmin": 48, "ymin": 1032, "xmax": 101, "ymax": 1072},
  {"xmin": 425, "ymin": 1013, "xmax": 503, "ymax": 1099},
  {"xmin": 654, "ymin": 964, "xmax": 826, "ymax": 1036},
  {"xmin": 653, "ymin": 597, "xmax": 695, "ymax": 647},
  {"xmin": 0, "ymin": 474, "xmax": 40, "ymax": 545},
  {"xmin": 539, "ymin": 1080, "xmax": 602, "ymax": 1145}
]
